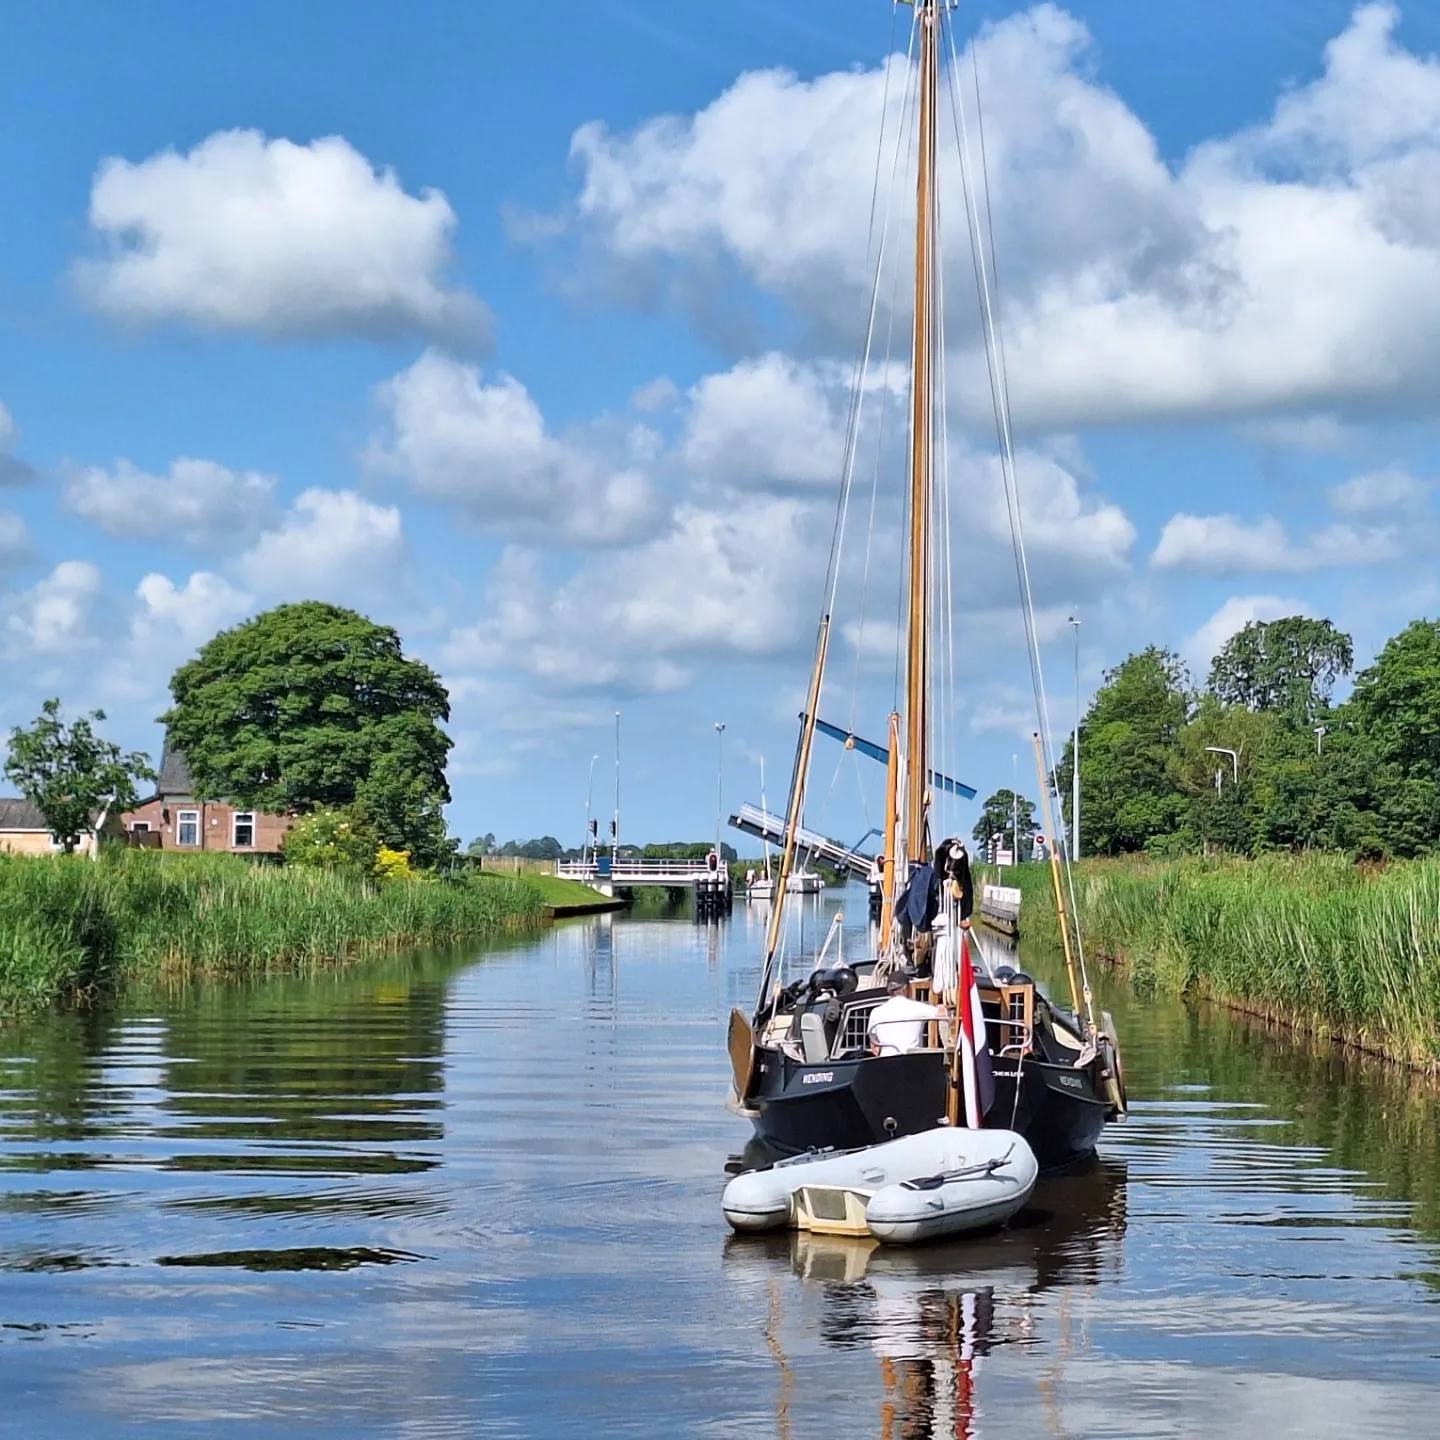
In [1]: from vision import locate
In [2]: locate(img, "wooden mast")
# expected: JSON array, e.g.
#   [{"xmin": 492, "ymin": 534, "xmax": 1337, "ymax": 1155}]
[{"xmin": 903, "ymin": 0, "xmax": 938, "ymax": 865}]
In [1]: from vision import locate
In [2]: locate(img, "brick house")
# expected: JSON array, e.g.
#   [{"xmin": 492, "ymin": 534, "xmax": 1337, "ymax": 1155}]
[{"xmin": 122, "ymin": 745, "xmax": 292, "ymax": 855}]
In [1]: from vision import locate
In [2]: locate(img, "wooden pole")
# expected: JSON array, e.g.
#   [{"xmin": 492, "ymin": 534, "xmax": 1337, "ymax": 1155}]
[
  {"xmin": 758, "ymin": 615, "xmax": 831, "ymax": 1010},
  {"xmin": 1031, "ymin": 731, "xmax": 1085, "ymax": 1023}
]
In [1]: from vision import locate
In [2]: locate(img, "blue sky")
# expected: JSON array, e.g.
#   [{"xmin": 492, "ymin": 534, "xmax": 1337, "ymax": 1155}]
[{"xmin": 4, "ymin": 2, "xmax": 1440, "ymax": 851}]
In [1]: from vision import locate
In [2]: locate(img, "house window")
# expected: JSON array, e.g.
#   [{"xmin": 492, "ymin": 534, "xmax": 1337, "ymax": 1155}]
[
  {"xmin": 232, "ymin": 812, "xmax": 255, "ymax": 849},
  {"xmin": 177, "ymin": 810, "xmax": 200, "ymax": 847}
]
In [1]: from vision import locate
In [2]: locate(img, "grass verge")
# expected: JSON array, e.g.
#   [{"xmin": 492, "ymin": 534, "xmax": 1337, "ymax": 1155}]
[
  {"xmin": 0, "ymin": 850, "xmax": 545, "ymax": 1012},
  {"xmin": 986, "ymin": 855, "xmax": 1440, "ymax": 1069}
]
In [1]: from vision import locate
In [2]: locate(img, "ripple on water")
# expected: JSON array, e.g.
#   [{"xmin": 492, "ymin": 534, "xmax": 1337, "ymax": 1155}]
[{"xmin": 0, "ymin": 906, "xmax": 1437, "ymax": 1439}]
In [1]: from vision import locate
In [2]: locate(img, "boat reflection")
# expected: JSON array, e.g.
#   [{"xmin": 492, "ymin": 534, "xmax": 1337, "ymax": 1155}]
[{"xmin": 725, "ymin": 1157, "xmax": 1126, "ymax": 1438}]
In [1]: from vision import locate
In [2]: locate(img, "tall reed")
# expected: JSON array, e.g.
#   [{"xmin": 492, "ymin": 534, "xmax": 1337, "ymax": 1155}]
[
  {"xmin": 0, "ymin": 851, "xmax": 545, "ymax": 1011},
  {"xmin": 984, "ymin": 855, "xmax": 1440, "ymax": 1068}
]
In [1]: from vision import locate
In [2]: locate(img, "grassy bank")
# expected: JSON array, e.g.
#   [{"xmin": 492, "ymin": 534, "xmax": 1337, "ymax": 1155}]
[
  {"xmin": 517, "ymin": 872, "xmax": 627, "ymax": 913},
  {"xmin": 0, "ymin": 851, "xmax": 545, "ymax": 1011},
  {"xmin": 990, "ymin": 856, "xmax": 1440, "ymax": 1068}
]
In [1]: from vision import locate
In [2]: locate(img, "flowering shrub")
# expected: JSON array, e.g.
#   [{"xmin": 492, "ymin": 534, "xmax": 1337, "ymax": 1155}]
[
  {"xmin": 281, "ymin": 807, "xmax": 379, "ymax": 871},
  {"xmin": 373, "ymin": 846, "xmax": 412, "ymax": 884}
]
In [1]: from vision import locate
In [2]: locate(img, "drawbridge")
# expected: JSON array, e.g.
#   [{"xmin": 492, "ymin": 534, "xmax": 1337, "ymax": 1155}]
[{"xmin": 727, "ymin": 803, "xmax": 876, "ymax": 881}]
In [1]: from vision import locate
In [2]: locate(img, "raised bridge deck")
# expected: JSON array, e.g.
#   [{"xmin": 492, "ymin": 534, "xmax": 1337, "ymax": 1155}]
[{"xmin": 726, "ymin": 803, "xmax": 874, "ymax": 881}]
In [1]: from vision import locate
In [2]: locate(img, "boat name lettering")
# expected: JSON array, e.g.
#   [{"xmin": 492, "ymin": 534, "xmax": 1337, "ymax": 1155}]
[
  {"xmin": 1055, "ymin": 1073, "xmax": 1084, "ymax": 1089},
  {"xmin": 802, "ymin": 1071, "xmax": 835, "ymax": 1085}
]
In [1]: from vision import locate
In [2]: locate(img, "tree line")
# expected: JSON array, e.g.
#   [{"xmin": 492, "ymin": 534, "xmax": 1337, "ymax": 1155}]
[
  {"xmin": 6, "ymin": 602, "xmax": 454, "ymax": 869},
  {"xmin": 1058, "ymin": 614, "xmax": 1440, "ymax": 859}
]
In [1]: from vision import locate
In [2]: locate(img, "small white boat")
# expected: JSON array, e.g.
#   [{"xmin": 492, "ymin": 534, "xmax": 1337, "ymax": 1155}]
[
  {"xmin": 866, "ymin": 1140, "xmax": 1038, "ymax": 1244},
  {"xmin": 748, "ymin": 871, "xmax": 820, "ymax": 899},
  {"xmin": 722, "ymin": 1127, "xmax": 1035, "ymax": 1245}
]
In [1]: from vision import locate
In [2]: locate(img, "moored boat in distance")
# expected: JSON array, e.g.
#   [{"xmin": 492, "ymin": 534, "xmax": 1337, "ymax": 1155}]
[{"xmin": 724, "ymin": 0, "xmax": 1126, "ymax": 1176}]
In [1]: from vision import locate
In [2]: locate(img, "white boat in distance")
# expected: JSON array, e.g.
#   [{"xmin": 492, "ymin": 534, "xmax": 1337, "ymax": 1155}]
[{"xmin": 748, "ymin": 870, "xmax": 823, "ymax": 899}]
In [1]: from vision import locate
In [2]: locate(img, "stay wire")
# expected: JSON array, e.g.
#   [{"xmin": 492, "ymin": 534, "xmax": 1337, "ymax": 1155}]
[
  {"xmin": 782, "ymin": 3, "xmax": 915, "ymax": 985},
  {"xmin": 943, "ymin": 11, "xmax": 1091, "ymax": 1004}
]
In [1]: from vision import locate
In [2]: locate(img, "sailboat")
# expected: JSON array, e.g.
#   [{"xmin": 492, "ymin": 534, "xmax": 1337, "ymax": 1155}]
[
  {"xmin": 748, "ymin": 757, "xmax": 823, "ymax": 899},
  {"xmin": 725, "ymin": 0, "xmax": 1126, "ymax": 1171},
  {"xmin": 748, "ymin": 758, "xmax": 775, "ymax": 898}
]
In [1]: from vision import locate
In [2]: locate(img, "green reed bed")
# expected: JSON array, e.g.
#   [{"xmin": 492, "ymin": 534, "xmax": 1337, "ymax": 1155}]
[
  {"xmin": 986, "ymin": 855, "xmax": 1440, "ymax": 1068},
  {"xmin": 0, "ymin": 850, "xmax": 545, "ymax": 1010}
]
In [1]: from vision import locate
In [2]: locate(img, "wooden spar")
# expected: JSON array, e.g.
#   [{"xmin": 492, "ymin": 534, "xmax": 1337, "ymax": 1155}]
[
  {"xmin": 1031, "ymin": 730, "xmax": 1086, "ymax": 1025},
  {"xmin": 878, "ymin": 710, "xmax": 901, "ymax": 943},
  {"xmin": 903, "ymin": 0, "xmax": 938, "ymax": 864},
  {"xmin": 757, "ymin": 614, "xmax": 832, "ymax": 1008}
]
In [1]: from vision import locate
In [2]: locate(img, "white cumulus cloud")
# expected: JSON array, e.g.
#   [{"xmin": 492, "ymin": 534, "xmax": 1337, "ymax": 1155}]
[
  {"xmin": 680, "ymin": 352, "xmax": 849, "ymax": 493},
  {"xmin": 1151, "ymin": 512, "xmax": 1406, "ymax": 575},
  {"xmin": 1185, "ymin": 594, "xmax": 1315, "ymax": 675},
  {"xmin": 445, "ymin": 495, "xmax": 824, "ymax": 696},
  {"xmin": 77, "ymin": 129, "xmax": 487, "ymax": 344},
  {"xmin": 101, "ymin": 571, "xmax": 255, "ymax": 706},
  {"xmin": 1327, "ymin": 465, "xmax": 1432, "ymax": 515},
  {"xmin": 1, "ymin": 561, "xmax": 103, "ymax": 658},
  {"xmin": 64, "ymin": 457, "xmax": 277, "ymax": 548},
  {"xmin": 238, "ymin": 489, "xmax": 405, "ymax": 603},
  {"xmin": 367, "ymin": 350, "xmax": 661, "ymax": 546},
  {"xmin": 554, "ymin": 3, "xmax": 1440, "ymax": 425}
]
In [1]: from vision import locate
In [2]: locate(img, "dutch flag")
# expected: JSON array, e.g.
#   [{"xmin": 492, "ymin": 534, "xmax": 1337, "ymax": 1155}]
[{"xmin": 957, "ymin": 933, "xmax": 995, "ymax": 1128}]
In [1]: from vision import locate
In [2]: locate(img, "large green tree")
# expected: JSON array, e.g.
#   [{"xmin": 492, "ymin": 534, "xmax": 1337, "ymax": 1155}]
[
  {"xmin": 1059, "ymin": 646, "xmax": 1191, "ymax": 855},
  {"xmin": 163, "ymin": 602, "xmax": 454, "ymax": 866},
  {"xmin": 1348, "ymin": 619, "xmax": 1440, "ymax": 776},
  {"xmin": 972, "ymin": 789, "xmax": 1035, "ymax": 853},
  {"xmin": 5, "ymin": 699, "xmax": 154, "ymax": 853},
  {"xmin": 1208, "ymin": 616, "xmax": 1353, "ymax": 719}
]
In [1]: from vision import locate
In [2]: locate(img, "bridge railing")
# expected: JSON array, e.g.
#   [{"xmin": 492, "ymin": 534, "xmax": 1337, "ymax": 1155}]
[{"xmin": 554, "ymin": 858, "xmax": 722, "ymax": 883}]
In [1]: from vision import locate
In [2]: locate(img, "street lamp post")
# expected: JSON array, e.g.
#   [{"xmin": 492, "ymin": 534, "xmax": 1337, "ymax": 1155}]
[
  {"xmin": 713, "ymin": 722, "xmax": 726, "ymax": 860},
  {"xmin": 1205, "ymin": 745, "xmax": 1239, "ymax": 788},
  {"xmin": 583, "ymin": 752, "xmax": 599, "ymax": 866},
  {"xmin": 612, "ymin": 711, "xmax": 621, "ymax": 865}
]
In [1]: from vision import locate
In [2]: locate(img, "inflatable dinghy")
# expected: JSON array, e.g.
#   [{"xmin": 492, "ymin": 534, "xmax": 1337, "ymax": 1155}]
[{"xmin": 722, "ymin": 1127, "xmax": 1036, "ymax": 1244}]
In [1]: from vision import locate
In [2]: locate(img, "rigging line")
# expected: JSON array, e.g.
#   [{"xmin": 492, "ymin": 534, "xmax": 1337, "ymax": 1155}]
[
  {"xmin": 820, "ymin": 6, "xmax": 920, "ymax": 634},
  {"xmin": 945, "ymin": 12, "xmax": 1092, "ymax": 1004},
  {"xmin": 935, "ymin": 173, "xmax": 960, "ymax": 850},
  {"xmin": 892, "ymin": 27, "xmax": 923, "ymax": 714},
  {"xmin": 849, "ymin": 13, "xmax": 918, "ymax": 734},
  {"xmin": 769, "ymin": 8, "xmax": 917, "ymax": 996},
  {"xmin": 930, "ymin": 147, "xmax": 951, "ymax": 847},
  {"xmin": 967, "ymin": 32, "xmax": 1089, "ymax": 976}
]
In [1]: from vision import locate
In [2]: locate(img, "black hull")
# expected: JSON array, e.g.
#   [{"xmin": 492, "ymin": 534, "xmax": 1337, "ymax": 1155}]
[{"xmin": 747, "ymin": 1046, "xmax": 1109, "ymax": 1172}]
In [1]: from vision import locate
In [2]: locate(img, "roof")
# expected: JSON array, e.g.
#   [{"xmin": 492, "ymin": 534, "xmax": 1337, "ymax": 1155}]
[
  {"xmin": 156, "ymin": 742, "xmax": 196, "ymax": 798},
  {"xmin": 0, "ymin": 797, "xmax": 49, "ymax": 831}
]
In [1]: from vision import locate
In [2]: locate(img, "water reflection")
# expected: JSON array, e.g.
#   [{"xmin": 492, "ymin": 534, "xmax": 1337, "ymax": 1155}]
[
  {"xmin": 725, "ymin": 1157, "xmax": 1127, "ymax": 1437},
  {"xmin": 0, "ymin": 891, "xmax": 1437, "ymax": 1439}
]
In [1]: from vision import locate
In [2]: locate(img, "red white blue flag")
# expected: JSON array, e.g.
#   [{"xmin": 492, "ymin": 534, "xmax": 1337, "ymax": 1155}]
[{"xmin": 957, "ymin": 934, "xmax": 994, "ymax": 1128}]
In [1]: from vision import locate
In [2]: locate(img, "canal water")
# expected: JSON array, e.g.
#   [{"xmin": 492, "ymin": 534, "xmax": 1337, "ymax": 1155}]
[{"xmin": 2, "ymin": 891, "xmax": 1437, "ymax": 1437}]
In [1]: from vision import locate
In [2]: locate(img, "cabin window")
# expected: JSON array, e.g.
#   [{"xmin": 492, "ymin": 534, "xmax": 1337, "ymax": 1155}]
[
  {"xmin": 232, "ymin": 812, "xmax": 255, "ymax": 849},
  {"xmin": 130, "ymin": 822, "xmax": 150, "ymax": 834},
  {"xmin": 177, "ymin": 810, "xmax": 200, "ymax": 847}
]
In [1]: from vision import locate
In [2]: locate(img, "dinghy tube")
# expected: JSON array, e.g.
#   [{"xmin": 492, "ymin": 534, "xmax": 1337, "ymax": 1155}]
[{"xmin": 722, "ymin": 1127, "xmax": 1037, "ymax": 1244}]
